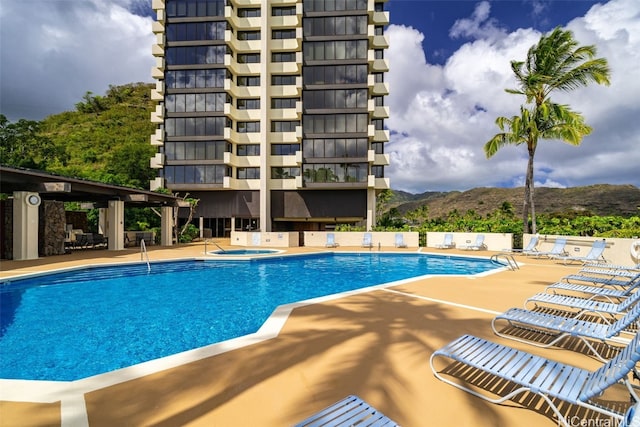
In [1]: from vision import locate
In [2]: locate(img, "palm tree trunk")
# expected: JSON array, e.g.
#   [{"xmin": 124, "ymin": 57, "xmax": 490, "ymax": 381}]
[
  {"xmin": 527, "ymin": 147, "xmax": 537, "ymax": 234},
  {"xmin": 521, "ymin": 189, "xmax": 530, "ymax": 234}
]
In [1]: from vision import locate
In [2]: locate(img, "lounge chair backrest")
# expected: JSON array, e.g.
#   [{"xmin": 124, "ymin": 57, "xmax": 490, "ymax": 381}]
[
  {"xmin": 551, "ymin": 238, "xmax": 567, "ymax": 253},
  {"xmin": 584, "ymin": 240, "xmax": 606, "ymax": 259},
  {"xmin": 619, "ymin": 287, "xmax": 640, "ymax": 310},
  {"xmin": 610, "ymin": 303, "xmax": 640, "ymax": 335},
  {"xmin": 395, "ymin": 233, "xmax": 403, "ymax": 244},
  {"xmin": 327, "ymin": 233, "xmax": 335, "ymax": 243},
  {"xmin": 474, "ymin": 235, "xmax": 484, "ymax": 246},
  {"xmin": 582, "ymin": 330, "xmax": 640, "ymax": 400},
  {"xmin": 443, "ymin": 233, "xmax": 452, "ymax": 244},
  {"xmin": 524, "ymin": 236, "xmax": 538, "ymax": 251}
]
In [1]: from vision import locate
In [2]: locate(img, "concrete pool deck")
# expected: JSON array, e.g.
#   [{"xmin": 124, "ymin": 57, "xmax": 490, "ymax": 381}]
[{"xmin": 0, "ymin": 241, "xmax": 632, "ymax": 426}]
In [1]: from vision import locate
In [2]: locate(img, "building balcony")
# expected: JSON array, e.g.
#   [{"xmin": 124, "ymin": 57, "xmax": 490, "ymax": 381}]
[
  {"xmin": 270, "ymin": 77, "xmax": 302, "ymax": 97},
  {"xmin": 269, "ymin": 131, "xmax": 298, "ymax": 144},
  {"xmin": 225, "ymin": 8, "xmax": 261, "ymax": 30},
  {"xmin": 150, "ymin": 105, "xmax": 164, "ymax": 123},
  {"xmin": 224, "ymin": 80, "xmax": 261, "ymax": 98},
  {"xmin": 295, "ymin": 150, "xmax": 303, "ymax": 164},
  {"xmin": 374, "ymin": 153, "xmax": 390, "ymax": 166},
  {"xmin": 372, "ymin": 58, "xmax": 389, "ymax": 72},
  {"xmin": 152, "ymin": 21, "xmax": 164, "ymax": 34},
  {"xmin": 269, "ymin": 0, "xmax": 299, "ymax": 5},
  {"xmin": 150, "ymin": 81, "xmax": 164, "ymax": 101},
  {"xmin": 224, "ymin": 55, "xmax": 260, "ymax": 75},
  {"xmin": 150, "ymin": 153, "xmax": 164, "ymax": 169},
  {"xmin": 269, "ymin": 107, "xmax": 298, "ymax": 120},
  {"xmin": 225, "ymin": 32, "xmax": 261, "ymax": 52},
  {"xmin": 368, "ymin": 27, "xmax": 390, "ymax": 48},
  {"xmin": 223, "ymin": 177, "xmax": 260, "ymax": 190},
  {"xmin": 270, "ymin": 15, "xmax": 301, "ymax": 29},
  {"xmin": 269, "ymin": 60, "xmax": 301, "ymax": 75},
  {"xmin": 269, "ymin": 155, "xmax": 298, "ymax": 167},
  {"xmin": 372, "ymin": 82, "xmax": 390, "ymax": 96},
  {"xmin": 224, "ymin": 103, "xmax": 260, "ymax": 121},
  {"xmin": 151, "ymin": 89, "xmax": 163, "ymax": 101},
  {"xmin": 150, "ymin": 128, "xmax": 164, "ymax": 146},
  {"xmin": 224, "ymin": 152, "xmax": 260, "ymax": 167},
  {"xmin": 229, "ymin": 0, "xmax": 261, "ymax": 7},
  {"xmin": 270, "ymin": 35, "xmax": 301, "ymax": 52},
  {"xmin": 151, "ymin": 0, "xmax": 165, "ymax": 10},
  {"xmin": 370, "ymin": 10, "xmax": 390, "ymax": 26},
  {"xmin": 155, "ymin": 56, "xmax": 164, "ymax": 71},
  {"xmin": 373, "ymin": 105, "xmax": 390, "ymax": 119},
  {"xmin": 375, "ymin": 177, "xmax": 391, "ymax": 190},
  {"xmin": 149, "ymin": 177, "xmax": 164, "ymax": 191},
  {"xmin": 151, "ymin": 66, "xmax": 163, "ymax": 79},
  {"xmin": 226, "ymin": 129, "xmax": 261, "ymax": 144},
  {"xmin": 373, "ymin": 129, "xmax": 390, "ymax": 142}
]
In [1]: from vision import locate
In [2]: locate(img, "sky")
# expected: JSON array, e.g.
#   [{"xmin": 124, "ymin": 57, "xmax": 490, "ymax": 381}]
[{"xmin": 1, "ymin": 0, "xmax": 638, "ymax": 194}]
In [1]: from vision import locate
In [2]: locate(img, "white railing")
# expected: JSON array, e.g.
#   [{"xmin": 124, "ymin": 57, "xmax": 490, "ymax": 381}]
[{"xmin": 140, "ymin": 239, "xmax": 150, "ymax": 272}]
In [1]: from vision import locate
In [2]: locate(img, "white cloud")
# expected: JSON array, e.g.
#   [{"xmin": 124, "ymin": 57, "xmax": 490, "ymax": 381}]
[
  {"xmin": 386, "ymin": 0, "xmax": 640, "ymax": 193},
  {"xmin": 449, "ymin": 1, "xmax": 507, "ymax": 42},
  {"xmin": 0, "ymin": 0, "xmax": 154, "ymax": 121}
]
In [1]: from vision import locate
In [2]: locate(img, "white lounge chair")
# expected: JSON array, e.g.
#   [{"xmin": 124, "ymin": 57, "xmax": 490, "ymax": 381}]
[
  {"xmin": 459, "ymin": 234, "xmax": 485, "ymax": 251},
  {"xmin": 294, "ymin": 395, "xmax": 398, "ymax": 427},
  {"xmin": 394, "ymin": 233, "xmax": 407, "ymax": 248},
  {"xmin": 325, "ymin": 233, "xmax": 339, "ymax": 248},
  {"xmin": 553, "ymin": 239, "xmax": 607, "ymax": 265},
  {"xmin": 512, "ymin": 235, "xmax": 539, "ymax": 256},
  {"xmin": 430, "ymin": 332, "xmax": 640, "ymax": 426},
  {"xmin": 534, "ymin": 237, "xmax": 568, "ymax": 258},
  {"xmin": 434, "ymin": 233, "xmax": 455, "ymax": 249},
  {"xmin": 362, "ymin": 232, "xmax": 373, "ymax": 248}
]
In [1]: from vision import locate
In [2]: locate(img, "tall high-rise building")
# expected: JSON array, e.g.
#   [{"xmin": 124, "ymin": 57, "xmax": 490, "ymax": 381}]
[{"xmin": 150, "ymin": 0, "xmax": 389, "ymax": 237}]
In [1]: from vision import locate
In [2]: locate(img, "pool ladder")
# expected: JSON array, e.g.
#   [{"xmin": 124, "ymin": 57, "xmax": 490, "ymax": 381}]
[
  {"xmin": 204, "ymin": 239, "xmax": 226, "ymax": 254},
  {"xmin": 490, "ymin": 253, "xmax": 519, "ymax": 271},
  {"xmin": 140, "ymin": 239, "xmax": 150, "ymax": 272}
]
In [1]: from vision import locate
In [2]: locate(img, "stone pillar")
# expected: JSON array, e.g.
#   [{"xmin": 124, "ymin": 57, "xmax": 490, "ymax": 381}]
[
  {"xmin": 161, "ymin": 206, "xmax": 173, "ymax": 246},
  {"xmin": 107, "ymin": 200, "xmax": 125, "ymax": 250},
  {"xmin": 40, "ymin": 201, "xmax": 66, "ymax": 256},
  {"xmin": 13, "ymin": 191, "xmax": 41, "ymax": 260}
]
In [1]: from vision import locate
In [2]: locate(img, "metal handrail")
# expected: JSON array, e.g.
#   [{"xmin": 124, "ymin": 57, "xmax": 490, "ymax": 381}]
[
  {"xmin": 490, "ymin": 253, "xmax": 519, "ymax": 271},
  {"xmin": 140, "ymin": 239, "xmax": 150, "ymax": 272}
]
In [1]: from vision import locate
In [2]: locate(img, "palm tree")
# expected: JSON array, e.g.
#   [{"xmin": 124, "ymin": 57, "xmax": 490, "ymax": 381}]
[
  {"xmin": 485, "ymin": 103, "xmax": 592, "ymax": 233},
  {"xmin": 485, "ymin": 27, "xmax": 610, "ymax": 234}
]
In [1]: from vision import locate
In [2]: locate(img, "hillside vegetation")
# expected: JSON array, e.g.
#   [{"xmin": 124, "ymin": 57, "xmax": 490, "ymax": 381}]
[
  {"xmin": 1, "ymin": 83, "xmax": 156, "ymax": 189},
  {"xmin": 390, "ymin": 185, "xmax": 640, "ymax": 219}
]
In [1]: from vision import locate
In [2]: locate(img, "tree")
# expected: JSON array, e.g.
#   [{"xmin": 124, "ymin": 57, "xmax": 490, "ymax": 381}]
[
  {"xmin": 485, "ymin": 102, "xmax": 592, "ymax": 233},
  {"xmin": 485, "ymin": 27, "xmax": 610, "ymax": 234},
  {"xmin": 0, "ymin": 114, "xmax": 65, "ymax": 169}
]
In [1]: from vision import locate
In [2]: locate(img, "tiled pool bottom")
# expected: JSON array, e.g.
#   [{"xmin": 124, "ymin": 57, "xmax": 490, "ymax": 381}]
[{"xmin": 0, "ymin": 252, "xmax": 500, "ymax": 381}]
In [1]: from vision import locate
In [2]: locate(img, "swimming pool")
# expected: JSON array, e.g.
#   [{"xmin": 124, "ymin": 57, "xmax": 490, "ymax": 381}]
[{"xmin": 0, "ymin": 252, "xmax": 498, "ymax": 381}]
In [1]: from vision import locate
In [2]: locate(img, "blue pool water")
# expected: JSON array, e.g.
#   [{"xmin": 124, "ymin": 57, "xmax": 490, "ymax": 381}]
[{"xmin": 0, "ymin": 253, "xmax": 497, "ymax": 381}]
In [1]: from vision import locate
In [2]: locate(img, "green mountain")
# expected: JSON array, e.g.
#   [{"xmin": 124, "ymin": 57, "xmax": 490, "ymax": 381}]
[
  {"xmin": 0, "ymin": 83, "xmax": 157, "ymax": 189},
  {"xmin": 389, "ymin": 185, "xmax": 640, "ymax": 219}
]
